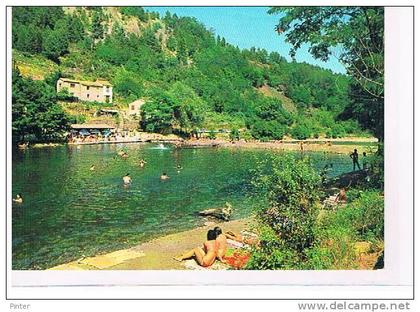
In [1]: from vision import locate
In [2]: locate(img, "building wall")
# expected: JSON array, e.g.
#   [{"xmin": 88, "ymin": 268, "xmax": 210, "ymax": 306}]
[{"xmin": 57, "ymin": 79, "xmax": 113, "ymax": 103}]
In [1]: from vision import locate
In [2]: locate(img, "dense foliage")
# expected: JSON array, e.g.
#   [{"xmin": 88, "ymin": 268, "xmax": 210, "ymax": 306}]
[
  {"xmin": 12, "ymin": 7, "xmax": 370, "ymax": 141},
  {"xmin": 269, "ymin": 7, "xmax": 384, "ymax": 140},
  {"xmin": 246, "ymin": 154, "xmax": 384, "ymax": 270},
  {"xmin": 12, "ymin": 67, "xmax": 72, "ymax": 142},
  {"xmin": 247, "ymin": 154, "xmax": 321, "ymax": 269},
  {"xmin": 305, "ymin": 191, "xmax": 384, "ymax": 269}
]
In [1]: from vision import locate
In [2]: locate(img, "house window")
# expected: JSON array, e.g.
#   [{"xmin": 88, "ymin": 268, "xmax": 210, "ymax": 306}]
[
  {"xmin": 87, "ymin": 94, "xmax": 90, "ymax": 98},
  {"xmin": 70, "ymin": 83, "xmax": 75, "ymax": 88},
  {"xmin": 97, "ymin": 95, "xmax": 99, "ymax": 98},
  {"xmin": 86, "ymin": 86, "xmax": 90, "ymax": 90},
  {"xmin": 131, "ymin": 105, "xmax": 135, "ymax": 110},
  {"xmin": 59, "ymin": 83, "xmax": 62, "ymax": 87},
  {"xmin": 106, "ymin": 86, "xmax": 110, "ymax": 92}
]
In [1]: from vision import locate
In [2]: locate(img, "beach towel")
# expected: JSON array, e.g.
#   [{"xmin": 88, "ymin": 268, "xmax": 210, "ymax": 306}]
[
  {"xmin": 227, "ymin": 238, "xmax": 245, "ymax": 248},
  {"xmin": 223, "ymin": 249, "xmax": 250, "ymax": 269}
]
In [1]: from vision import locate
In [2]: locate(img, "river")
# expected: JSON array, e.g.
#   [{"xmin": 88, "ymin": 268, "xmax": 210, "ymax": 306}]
[{"xmin": 12, "ymin": 143, "xmax": 355, "ymax": 269}]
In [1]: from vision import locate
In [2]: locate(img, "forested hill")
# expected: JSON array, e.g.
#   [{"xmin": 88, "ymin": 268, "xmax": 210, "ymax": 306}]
[{"xmin": 12, "ymin": 6, "xmax": 370, "ymax": 141}]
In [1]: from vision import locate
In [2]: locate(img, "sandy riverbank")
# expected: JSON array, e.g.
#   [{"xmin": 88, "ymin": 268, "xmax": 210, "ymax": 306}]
[
  {"xmin": 29, "ymin": 135, "xmax": 378, "ymax": 155},
  {"xmin": 182, "ymin": 137, "xmax": 378, "ymax": 154},
  {"xmin": 49, "ymin": 218, "xmax": 255, "ymax": 270}
]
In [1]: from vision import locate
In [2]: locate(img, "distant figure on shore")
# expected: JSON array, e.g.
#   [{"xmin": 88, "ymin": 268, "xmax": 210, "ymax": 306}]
[
  {"xmin": 160, "ymin": 172, "xmax": 170, "ymax": 180},
  {"xmin": 300, "ymin": 141, "xmax": 304, "ymax": 152},
  {"xmin": 174, "ymin": 229, "xmax": 218, "ymax": 267},
  {"xmin": 350, "ymin": 149, "xmax": 361, "ymax": 171},
  {"xmin": 335, "ymin": 188, "xmax": 347, "ymax": 204},
  {"xmin": 362, "ymin": 152, "xmax": 369, "ymax": 170},
  {"xmin": 139, "ymin": 159, "xmax": 147, "ymax": 168},
  {"xmin": 122, "ymin": 173, "xmax": 132, "ymax": 185},
  {"xmin": 90, "ymin": 165, "xmax": 95, "ymax": 171},
  {"xmin": 13, "ymin": 194, "xmax": 23, "ymax": 204}
]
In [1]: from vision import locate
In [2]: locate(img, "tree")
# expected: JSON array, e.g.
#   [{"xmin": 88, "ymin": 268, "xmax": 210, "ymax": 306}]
[
  {"xmin": 168, "ymin": 82, "xmax": 206, "ymax": 136},
  {"xmin": 91, "ymin": 10, "xmax": 105, "ymax": 42},
  {"xmin": 13, "ymin": 24, "xmax": 43, "ymax": 54},
  {"xmin": 12, "ymin": 68, "xmax": 72, "ymax": 142},
  {"xmin": 140, "ymin": 93, "xmax": 176, "ymax": 134},
  {"xmin": 269, "ymin": 7, "xmax": 384, "ymax": 140},
  {"xmin": 42, "ymin": 23, "xmax": 69, "ymax": 62}
]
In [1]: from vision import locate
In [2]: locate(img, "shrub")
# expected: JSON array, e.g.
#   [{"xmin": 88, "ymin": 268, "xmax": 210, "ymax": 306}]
[
  {"xmin": 229, "ymin": 127, "xmax": 240, "ymax": 141},
  {"xmin": 250, "ymin": 120, "xmax": 286, "ymax": 141},
  {"xmin": 305, "ymin": 190, "xmax": 384, "ymax": 269},
  {"xmin": 290, "ymin": 124, "xmax": 311, "ymax": 140},
  {"xmin": 331, "ymin": 123, "xmax": 346, "ymax": 138},
  {"xmin": 247, "ymin": 154, "xmax": 320, "ymax": 269},
  {"xmin": 246, "ymin": 225, "xmax": 300, "ymax": 270}
]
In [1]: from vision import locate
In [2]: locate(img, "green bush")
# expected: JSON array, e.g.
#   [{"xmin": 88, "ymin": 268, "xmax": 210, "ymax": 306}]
[
  {"xmin": 246, "ymin": 225, "xmax": 300, "ymax": 270},
  {"xmin": 290, "ymin": 123, "xmax": 311, "ymax": 140},
  {"xmin": 250, "ymin": 120, "xmax": 286, "ymax": 141},
  {"xmin": 247, "ymin": 154, "xmax": 320, "ymax": 269},
  {"xmin": 229, "ymin": 127, "xmax": 240, "ymax": 141},
  {"xmin": 305, "ymin": 190, "xmax": 384, "ymax": 269}
]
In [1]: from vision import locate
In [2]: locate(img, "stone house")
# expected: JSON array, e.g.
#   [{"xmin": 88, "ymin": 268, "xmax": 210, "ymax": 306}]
[
  {"xmin": 57, "ymin": 78, "xmax": 113, "ymax": 103},
  {"xmin": 127, "ymin": 99, "xmax": 146, "ymax": 116}
]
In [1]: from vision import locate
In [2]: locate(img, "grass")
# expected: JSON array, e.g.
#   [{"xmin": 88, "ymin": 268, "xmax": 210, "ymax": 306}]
[{"xmin": 13, "ymin": 50, "xmax": 59, "ymax": 80}]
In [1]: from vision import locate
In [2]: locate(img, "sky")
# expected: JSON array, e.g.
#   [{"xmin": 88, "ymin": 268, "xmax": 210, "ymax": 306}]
[{"xmin": 145, "ymin": 6, "xmax": 346, "ymax": 74}]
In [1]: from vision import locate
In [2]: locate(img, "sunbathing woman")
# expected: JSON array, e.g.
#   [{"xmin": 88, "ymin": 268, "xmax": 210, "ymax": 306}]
[
  {"xmin": 225, "ymin": 230, "xmax": 260, "ymax": 247},
  {"xmin": 213, "ymin": 227, "xmax": 228, "ymax": 262},
  {"xmin": 174, "ymin": 229, "xmax": 218, "ymax": 267}
]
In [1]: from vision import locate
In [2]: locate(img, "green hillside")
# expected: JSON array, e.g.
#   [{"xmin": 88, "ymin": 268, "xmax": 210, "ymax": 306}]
[{"xmin": 12, "ymin": 6, "xmax": 370, "ymax": 142}]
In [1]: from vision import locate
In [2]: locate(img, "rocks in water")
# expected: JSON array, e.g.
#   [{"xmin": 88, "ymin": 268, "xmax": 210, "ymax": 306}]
[{"xmin": 199, "ymin": 202, "xmax": 232, "ymax": 221}]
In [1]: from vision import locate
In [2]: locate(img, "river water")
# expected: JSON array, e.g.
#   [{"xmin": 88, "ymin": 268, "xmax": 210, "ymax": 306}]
[{"xmin": 12, "ymin": 143, "xmax": 355, "ymax": 269}]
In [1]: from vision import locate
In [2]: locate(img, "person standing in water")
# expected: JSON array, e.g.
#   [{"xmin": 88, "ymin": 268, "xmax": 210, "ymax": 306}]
[
  {"xmin": 160, "ymin": 172, "xmax": 170, "ymax": 180},
  {"xmin": 362, "ymin": 152, "xmax": 369, "ymax": 170},
  {"xmin": 350, "ymin": 149, "xmax": 361, "ymax": 171},
  {"xmin": 139, "ymin": 159, "xmax": 147, "ymax": 168},
  {"xmin": 13, "ymin": 194, "xmax": 23, "ymax": 204},
  {"xmin": 122, "ymin": 173, "xmax": 132, "ymax": 185}
]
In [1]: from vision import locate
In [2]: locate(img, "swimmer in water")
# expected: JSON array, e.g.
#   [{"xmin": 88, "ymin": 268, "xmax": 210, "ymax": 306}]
[
  {"xmin": 122, "ymin": 173, "xmax": 132, "ymax": 185},
  {"xmin": 13, "ymin": 194, "xmax": 23, "ymax": 204},
  {"xmin": 160, "ymin": 172, "xmax": 170, "ymax": 180},
  {"xmin": 139, "ymin": 159, "xmax": 147, "ymax": 168},
  {"xmin": 176, "ymin": 164, "xmax": 182, "ymax": 173}
]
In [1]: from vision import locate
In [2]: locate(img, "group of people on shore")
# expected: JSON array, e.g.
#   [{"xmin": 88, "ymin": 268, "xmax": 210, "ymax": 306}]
[
  {"xmin": 174, "ymin": 227, "xmax": 258, "ymax": 268},
  {"xmin": 350, "ymin": 149, "xmax": 370, "ymax": 171}
]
